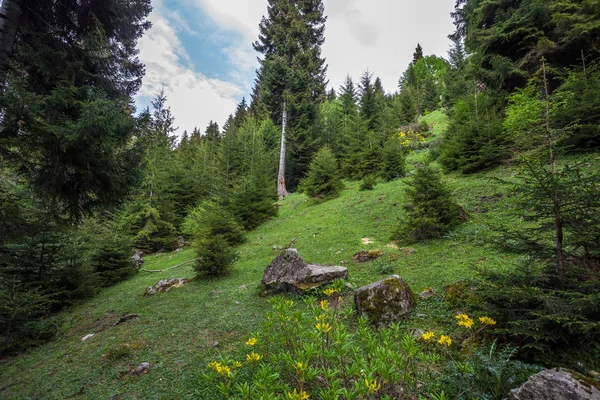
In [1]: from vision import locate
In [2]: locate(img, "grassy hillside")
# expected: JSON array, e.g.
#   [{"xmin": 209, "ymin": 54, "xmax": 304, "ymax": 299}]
[{"xmin": 1, "ymin": 117, "xmax": 529, "ymax": 399}]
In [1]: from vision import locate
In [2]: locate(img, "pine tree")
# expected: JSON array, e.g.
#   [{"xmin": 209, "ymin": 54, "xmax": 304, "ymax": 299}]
[
  {"xmin": 204, "ymin": 121, "xmax": 220, "ymax": 142},
  {"xmin": 399, "ymin": 165, "xmax": 462, "ymax": 242},
  {"xmin": 0, "ymin": 0, "xmax": 152, "ymax": 219},
  {"xmin": 360, "ymin": 70, "xmax": 377, "ymax": 131},
  {"xmin": 339, "ymin": 75, "xmax": 358, "ymax": 117},
  {"xmin": 252, "ymin": 0, "xmax": 328, "ymax": 194},
  {"xmin": 298, "ymin": 145, "xmax": 344, "ymax": 200},
  {"xmin": 413, "ymin": 43, "xmax": 424, "ymax": 64},
  {"xmin": 381, "ymin": 137, "xmax": 407, "ymax": 181}
]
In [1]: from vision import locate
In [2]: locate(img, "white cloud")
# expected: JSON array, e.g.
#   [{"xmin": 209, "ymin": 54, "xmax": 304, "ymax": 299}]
[
  {"xmin": 322, "ymin": 0, "xmax": 456, "ymax": 94},
  {"xmin": 136, "ymin": 0, "xmax": 457, "ymax": 135},
  {"xmin": 136, "ymin": 6, "xmax": 242, "ymax": 135}
]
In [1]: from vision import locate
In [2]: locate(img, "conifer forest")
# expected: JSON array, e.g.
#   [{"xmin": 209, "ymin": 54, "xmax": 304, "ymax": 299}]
[{"xmin": 1, "ymin": 0, "xmax": 600, "ymax": 398}]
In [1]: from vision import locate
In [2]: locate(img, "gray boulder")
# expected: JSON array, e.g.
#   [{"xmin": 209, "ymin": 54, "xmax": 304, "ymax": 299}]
[
  {"xmin": 262, "ymin": 249, "xmax": 348, "ymax": 294},
  {"xmin": 354, "ymin": 275, "xmax": 416, "ymax": 328},
  {"xmin": 508, "ymin": 368, "xmax": 600, "ymax": 400}
]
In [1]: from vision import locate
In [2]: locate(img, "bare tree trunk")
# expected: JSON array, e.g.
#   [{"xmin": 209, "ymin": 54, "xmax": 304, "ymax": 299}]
[
  {"xmin": 277, "ymin": 101, "xmax": 289, "ymax": 199},
  {"xmin": 0, "ymin": 0, "xmax": 22, "ymax": 88}
]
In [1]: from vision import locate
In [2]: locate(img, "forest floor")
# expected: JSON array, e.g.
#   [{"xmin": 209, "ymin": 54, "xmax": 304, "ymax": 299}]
[{"xmin": 1, "ymin": 111, "xmax": 529, "ymax": 399}]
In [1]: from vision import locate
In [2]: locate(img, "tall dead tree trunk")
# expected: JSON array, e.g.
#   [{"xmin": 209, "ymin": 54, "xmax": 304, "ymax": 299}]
[
  {"xmin": 277, "ymin": 101, "xmax": 289, "ymax": 199},
  {"xmin": 0, "ymin": 0, "xmax": 22, "ymax": 88}
]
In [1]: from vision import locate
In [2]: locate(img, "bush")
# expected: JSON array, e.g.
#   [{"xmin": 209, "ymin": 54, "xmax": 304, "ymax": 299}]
[
  {"xmin": 438, "ymin": 94, "xmax": 510, "ymax": 173},
  {"xmin": 298, "ymin": 145, "xmax": 344, "ymax": 200},
  {"xmin": 124, "ymin": 204, "xmax": 178, "ymax": 252},
  {"xmin": 359, "ymin": 175, "xmax": 377, "ymax": 191},
  {"xmin": 398, "ymin": 165, "xmax": 463, "ymax": 242},
  {"xmin": 89, "ymin": 235, "xmax": 137, "ymax": 287},
  {"xmin": 184, "ymin": 200, "xmax": 244, "ymax": 277},
  {"xmin": 229, "ymin": 166, "xmax": 278, "ymax": 231},
  {"xmin": 381, "ymin": 137, "xmax": 406, "ymax": 181}
]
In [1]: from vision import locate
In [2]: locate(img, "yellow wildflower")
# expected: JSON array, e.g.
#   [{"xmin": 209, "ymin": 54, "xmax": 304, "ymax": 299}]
[
  {"xmin": 320, "ymin": 299, "xmax": 330, "ymax": 311},
  {"xmin": 316, "ymin": 322, "xmax": 332, "ymax": 334},
  {"xmin": 216, "ymin": 365, "xmax": 231, "ymax": 377},
  {"xmin": 438, "ymin": 335, "xmax": 452, "ymax": 347},
  {"xmin": 323, "ymin": 288, "xmax": 337, "ymax": 297},
  {"xmin": 421, "ymin": 331, "xmax": 435, "ymax": 342},
  {"xmin": 364, "ymin": 379, "xmax": 381, "ymax": 394},
  {"xmin": 246, "ymin": 352, "xmax": 262, "ymax": 363},
  {"xmin": 295, "ymin": 361, "xmax": 307, "ymax": 372},
  {"xmin": 232, "ymin": 360, "xmax": 243, "ymax": 368},
  {"xmin": 456, "ymin": 313, "xmax": 474, "ymax": 329},
  {"xmin": 399, "ymin": 131, "xmax": 406, "ymax": 137},
  {"xmin": 287, "ymin": 388, "xmax": 310, "ymax": 400},
  {"xmin": 315, "ymin": 314, "xmax": 328, "ymax": 322},
  {"xmin": 245, "ymin": 337, "xmax": 258, "ymax": 346},
  {"xmin": 208, "ymin": 361, "xmax": 221, "ymax": 370},
  {"xmin": 479, "ymin": 316, "xmax": 497, "ymax": 326}
]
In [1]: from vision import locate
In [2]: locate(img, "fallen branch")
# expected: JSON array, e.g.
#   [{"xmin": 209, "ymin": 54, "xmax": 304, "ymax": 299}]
[{"xmin": 141, "ymin": 258, "xmax": 199, "ymax": 273}]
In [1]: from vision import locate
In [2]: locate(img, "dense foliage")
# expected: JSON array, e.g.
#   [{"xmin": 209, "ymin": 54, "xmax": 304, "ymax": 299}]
[{"xmin": 398, "ymin": 165, "xmax": 463, "ymax": 242}]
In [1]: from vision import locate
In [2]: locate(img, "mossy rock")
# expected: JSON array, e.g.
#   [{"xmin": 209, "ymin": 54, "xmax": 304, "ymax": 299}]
[
  {"xmin": 353, "ymin": 249, "xmax": 384, "ymax": 263},
  {"xmin": 354, "ymin": 275, "xmax": 416, "ymax": 328}
]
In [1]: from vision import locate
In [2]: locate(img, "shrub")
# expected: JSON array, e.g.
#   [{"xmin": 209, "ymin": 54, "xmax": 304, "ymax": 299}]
[
  {"xmin": 298, "ymin": 145, "xmax": 344, "ymax": 200},
  {"xmin": 381, "ymin": 137, "xmax": 406, "ymax": 181},
  {"xmin": 398, "ymin": 165, "xmax": 463, "ymax": 242},
  {"xmin": 229, "ymin": 166, "xmax": 278, "ymax": 231},
  {"xmin": 184, "ymin": 200, "xmax": 244, "ymax": 277},
  {"xmin": 89, "ymin": 234, "xmax": 137, "ymax": 287},
  {"xmin": 438, "ymin": 93, "xmax": 509, "ymax": 173},
  {"xmin": 359, "ymin": 175, "xmax": 377, "ymax": 191}
]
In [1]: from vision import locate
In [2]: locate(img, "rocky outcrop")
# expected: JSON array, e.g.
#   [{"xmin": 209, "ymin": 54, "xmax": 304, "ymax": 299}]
[
  {"xmin": 354, "ymin": 275, "xmax": 416, "ymax": 328},
  {"xmin": 144, "ymin": 278, "xmax": 187, "ymax": 296},
  {"xmin": 262, "ymin": 249, "xmax": 348, "ymax": 294},
  {"xmin": 508, "ymin": 368, "xmax": 600, "ymax": 400}
]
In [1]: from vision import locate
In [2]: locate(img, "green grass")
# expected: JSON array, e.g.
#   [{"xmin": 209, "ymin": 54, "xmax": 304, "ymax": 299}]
[{"xmin": 1, "ymin": 112, "xmax": 528, "ymax": 399}]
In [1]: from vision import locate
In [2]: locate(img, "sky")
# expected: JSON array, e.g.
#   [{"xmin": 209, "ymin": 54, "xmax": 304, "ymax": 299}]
[{"xmin": 135, "ymin": 0, "xmax": 456, "ymax": 136}]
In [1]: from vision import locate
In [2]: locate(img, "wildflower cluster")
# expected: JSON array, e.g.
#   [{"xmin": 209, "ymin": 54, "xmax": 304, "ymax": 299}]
[
  {"xmin": 364, "ymin": 379, "xmax": 381, "ymax": 394},
  {"xmin": 202, "ymin": 295, "xmax": 508, "ymax": 399},
  {"xmin": 398, "ymin": 128, "xmax": 426, "ymax": 148},
  {"xmin": 246, "ymin": 351, "xmax": 262, "ymax": 363},
  {"xmin": 479, "ymin": 316, "xmax": 497, "ymax": 326},
  {"xmin": 456, "ymin": 313, "xmax": 474, "ymax": 329},
  {"xmin": 437, "ymin": 335, "xmax": 452, "ymax": 347},
  {"xmin": 208, "ymin": 361, "xmax": 231, "ymax": 378},
  {"xmin": 287, "ymin": 388, "xmax": 310, "ymax": 400}
]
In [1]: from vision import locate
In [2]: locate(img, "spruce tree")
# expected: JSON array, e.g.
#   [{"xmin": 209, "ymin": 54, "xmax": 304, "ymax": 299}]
[
  {"xmin": 413, "ymin": 43, "xmax": 424, "ymax": 64},
  {"xmin": 252, "ymin": 0, "xmax": 328, "ymax": 192},
  {"xmin": 359, "ymin": 70, "xmax": 377, "ymax": 131},
  {"xmin": 399, "ymin": 165, "xmax": 462, "ymax": 242},
  {"xmin": 381, "ymin": 137, "xmax": 407, "ymax": 181},
  {"xmin": 0, "ymin": 0, "xmax": 152, "ymax": 219},
  {"xmin": 298, "ymin": 145, "xmax": 344, "ymax": 200}
]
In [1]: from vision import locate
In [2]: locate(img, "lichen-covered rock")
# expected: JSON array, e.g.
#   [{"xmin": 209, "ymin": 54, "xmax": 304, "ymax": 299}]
[
  {"xmin": 354, "ymin": 275, "xmax": 416, "ymax": 328},
  {"xmin": 508, "ymin": 368, "xmax": 600, "ymax": 400},
  {"xmin": 262, "ymin": 249, "xmax": 348, "ymax": 294},
  {"xmin": 144, "ymin": 278, "xmax": 187, "ymax": 296}
]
